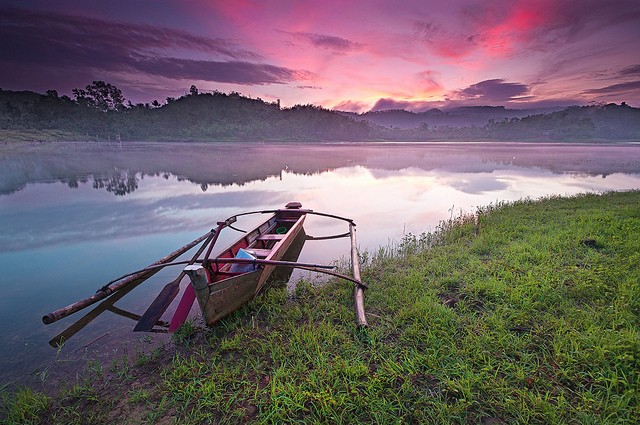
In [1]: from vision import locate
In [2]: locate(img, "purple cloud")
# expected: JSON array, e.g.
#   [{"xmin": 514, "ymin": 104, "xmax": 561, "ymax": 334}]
[
  {"xmin": 583, "ymin": 81, "xmax": 640, "ymax": 95},
  {"xmin": 135, "ymin": 57, "xmax": 310, "ymax": 85},
  {"xmin": 0, "ymin": 7, "xmax": 258, "ymax": 61},
  {"xmin": 453, "ymin": 79, "xmax": 530, "ymax": 102},
  {"xmin": 619, "ymin": 65, "xmax": 640, "ymax": 77},
  {"xmin": 0, "ymin": 6, "xmax": 309, "ymax": 88}
]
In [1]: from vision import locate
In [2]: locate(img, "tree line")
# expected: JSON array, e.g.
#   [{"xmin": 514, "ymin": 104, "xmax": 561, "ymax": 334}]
[
  {"xmin": 0, "ymin": 82, "xmax": 371, "ymax": 142},
  {"xmin": 1, "ymin": 81, "xmax": 638, "ymax": 142}
]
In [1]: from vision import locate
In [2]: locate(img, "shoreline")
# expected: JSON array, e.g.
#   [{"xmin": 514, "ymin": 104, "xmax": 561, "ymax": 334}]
[{"xmin": 1, "ymin": 129, "xmax": 639, "ymax": 146}]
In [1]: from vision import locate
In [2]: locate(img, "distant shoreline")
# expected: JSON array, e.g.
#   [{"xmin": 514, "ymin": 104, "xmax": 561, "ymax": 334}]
[{"xmin": 2, "ymin": 131, "xmax": 639, "ymax": 146}]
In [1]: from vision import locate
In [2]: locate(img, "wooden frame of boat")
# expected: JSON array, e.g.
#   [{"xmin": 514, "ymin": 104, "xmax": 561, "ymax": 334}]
[{"xmin": 42, "ymin": 202, "xmax": 367, "ymax": 345}]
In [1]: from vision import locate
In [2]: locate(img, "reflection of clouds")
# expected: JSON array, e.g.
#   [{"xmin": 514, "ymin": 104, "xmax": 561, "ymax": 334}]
[
  {"xmin": 440, "ymin": 173, "xmax": 509, "ymax": 194},
  {"xmin": 2, "ymin": 145, "xmax": 640, "ymax": 254},
  {"xmin": 0, "ymin": 185, "xmax": 289, "ymax": 252},
  {"xmin": 4, "ymin": 142, "xmax": 640, "ymax": 197}
]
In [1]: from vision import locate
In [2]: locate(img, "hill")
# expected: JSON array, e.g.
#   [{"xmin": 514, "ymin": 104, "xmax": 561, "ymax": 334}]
[
  {"xmin": 0, "ymin": 85, "xmax": 371, "ymax": 142},
  {"xmin": 339, "ymin": 106, "xmax": 555, "ymax": 129},
  {"xmin": 1, "ymin": 83, "xmax": 639, "ymax": 142}
]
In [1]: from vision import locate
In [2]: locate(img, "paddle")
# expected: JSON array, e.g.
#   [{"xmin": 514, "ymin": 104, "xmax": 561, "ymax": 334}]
[
  {"xmin": 133, "ymin": 230, "xmax": 215, "ymax": 332},
  {"xmin": 168, "ymin": 283, "xmax": 197, "ymax": 332}
]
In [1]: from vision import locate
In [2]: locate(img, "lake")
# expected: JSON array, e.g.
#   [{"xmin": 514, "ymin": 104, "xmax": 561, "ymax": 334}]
[{"xmin": 1, "ymin": 141, "xmax": 640, "ymax": 388}]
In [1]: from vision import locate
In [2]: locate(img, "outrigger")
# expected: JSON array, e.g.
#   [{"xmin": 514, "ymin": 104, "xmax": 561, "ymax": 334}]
[{"xmin": 43, "ymin": 202, "xmax": 367, "ymax": 346}]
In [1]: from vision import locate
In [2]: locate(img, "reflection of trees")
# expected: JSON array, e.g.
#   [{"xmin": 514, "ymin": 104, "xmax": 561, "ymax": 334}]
[
  {"xmin": 1, "ymin": 143, "xmax": 639, "ymax": 197},
  {"xmin": 92, "ymin": 170, "xmax": 139, "ymax": 196}
]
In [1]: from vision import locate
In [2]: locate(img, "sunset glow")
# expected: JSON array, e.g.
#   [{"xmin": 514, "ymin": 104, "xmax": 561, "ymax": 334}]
[{"xmin": 1, "ymin": 0, "xmax": 639, "ymax": 111}]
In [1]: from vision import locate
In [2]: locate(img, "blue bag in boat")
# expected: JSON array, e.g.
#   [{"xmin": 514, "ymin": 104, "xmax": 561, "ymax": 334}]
[{"xmin": 229, "ymin": 248, "xmax": 258, "ymax": 273}]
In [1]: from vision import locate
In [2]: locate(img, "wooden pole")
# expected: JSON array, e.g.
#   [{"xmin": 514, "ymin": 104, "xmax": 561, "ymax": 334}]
[
  {"xmin": 202, "ymin": 257, "xmax": 365, "ymax": 287},
  {"xmin": 42, "ymin": 231, "xmax": 212, "ymax": 324},
  {"xmin": 350, "ymin": 223, "xmax": 368, "ymax": 327}
]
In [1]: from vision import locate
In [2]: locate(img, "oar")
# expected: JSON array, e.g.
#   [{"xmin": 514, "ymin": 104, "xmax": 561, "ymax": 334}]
[{"xmin": 133, "ymin": 230, "xmax": 216, "ymax": 332}]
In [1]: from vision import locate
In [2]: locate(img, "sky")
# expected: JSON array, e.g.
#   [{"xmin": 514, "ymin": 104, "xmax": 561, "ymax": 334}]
[{"xmin": 1, "ymin": 0, "xmax": 639, "ymax": 112}]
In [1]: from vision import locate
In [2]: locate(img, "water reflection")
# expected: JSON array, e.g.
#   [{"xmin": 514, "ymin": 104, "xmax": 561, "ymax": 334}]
[
  {"xmin": 1, "ymin": 141, "xmax": 640, "ymax": 387},
  {"xmin": 2, "ymin": 142, "xmax": 640, "ymax": 196}
]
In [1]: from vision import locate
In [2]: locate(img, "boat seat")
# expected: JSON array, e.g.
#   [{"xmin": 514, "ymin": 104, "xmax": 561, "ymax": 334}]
[
  {"xmin": 257, "ymin": 234, "xmax": 285, "ymax": 241},
  {"xmin": 248, "ymin": 248, "xmax": 272, "ymax": 258}
]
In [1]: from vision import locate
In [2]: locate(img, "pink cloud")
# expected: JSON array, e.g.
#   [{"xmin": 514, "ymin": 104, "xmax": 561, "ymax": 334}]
[
  {"xmin": 416, "ymin": 71, "xmax": 443, "ymax": 94},
  {"xmin": 287, "ymin": 32, "xmax": 364, "ymax": 52},
  {"xmin": 332, "ymin": 99, "xmax": 371, "ymax": 113}
]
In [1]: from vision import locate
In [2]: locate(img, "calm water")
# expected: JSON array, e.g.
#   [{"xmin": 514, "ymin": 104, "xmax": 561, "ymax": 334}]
[{"xmin": 1, "ymin": 141, "xmax": 640, "ymax": 387}]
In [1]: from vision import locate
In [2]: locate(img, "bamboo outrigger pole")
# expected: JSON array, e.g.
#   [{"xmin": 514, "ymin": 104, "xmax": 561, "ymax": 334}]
[
  {"xmin": 42, "ymin": 230, "xmax": 213, "ymax": 325},
  {"xmin": 350, "ymin": 223, "xmax": 368, "ymax": 327}
]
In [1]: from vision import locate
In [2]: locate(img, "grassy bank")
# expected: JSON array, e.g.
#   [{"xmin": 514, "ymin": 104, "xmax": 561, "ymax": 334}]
[{"xmin": 2, "ymin": 191, "xmax": 639, "ymax": 424}]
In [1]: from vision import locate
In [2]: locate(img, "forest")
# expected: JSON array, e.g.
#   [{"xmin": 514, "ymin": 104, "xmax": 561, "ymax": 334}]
[{"xmin": 1, "ymin": 81, "xmax": 639, "ymax": 142}]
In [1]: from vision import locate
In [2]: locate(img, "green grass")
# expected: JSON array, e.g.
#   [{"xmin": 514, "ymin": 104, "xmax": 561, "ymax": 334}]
[
  {"xmin": 1, "ymin": 191, "xmax": 638, "ymax": 424},
  {"xmin": 0, "ymin": 386, "xmax": 49, "ymax": 425}
]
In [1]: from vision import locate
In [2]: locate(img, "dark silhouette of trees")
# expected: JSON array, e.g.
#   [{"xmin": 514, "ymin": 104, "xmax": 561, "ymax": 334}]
[
  {"xmin": 72, "ymin": 81, "xmax": 125, "ymax": 112},
  {"xmin": 1, "ymin": 83, "xmax": 638, "ymax": 142}
]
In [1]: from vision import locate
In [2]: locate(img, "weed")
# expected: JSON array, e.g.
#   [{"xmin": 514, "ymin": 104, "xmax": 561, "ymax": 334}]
[
  {"xmin": 84, "ymin": 359, "xmax": 103, "ymax": 377},
  {"xmin": 0, "ymin": 386, "xmax": 49, "ymax": 425},
  {"xmin": 172, "ymin": 320, "xmax": 197, "ymax": 346},
  {"xmin": 128, "ymin": 388, "xmax": 151, "ymax": 404},
  {"xmin": 110, "ymin": 355, "xmax": 133, "ymax": 381},
  {"xmin": 134, "ymin": 346, "xmax": 164, "ymax": 367},
  {"xmin": 66, "ymin": 383, "xmax": 99, "ymax": 402}
]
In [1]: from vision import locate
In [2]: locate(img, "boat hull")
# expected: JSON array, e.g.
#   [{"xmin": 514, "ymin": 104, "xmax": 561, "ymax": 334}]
[{"xmin": 192, "ymin": 207, "xmax": 307, "ymax": 327}]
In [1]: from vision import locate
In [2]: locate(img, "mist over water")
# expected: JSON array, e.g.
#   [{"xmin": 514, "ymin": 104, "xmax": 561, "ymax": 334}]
[{"xmin": 1, "ymin": 141, "xmax": 640, "ymax": 387}]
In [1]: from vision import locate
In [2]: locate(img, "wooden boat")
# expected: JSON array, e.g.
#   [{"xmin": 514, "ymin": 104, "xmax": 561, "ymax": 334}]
[
  {"xmin": 43, "ymin": 202, "xmax": 367, "ymax": 345},
  {"xmin": 174, "ymin": 202, "xmax": 308, "ymax": 330}
]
